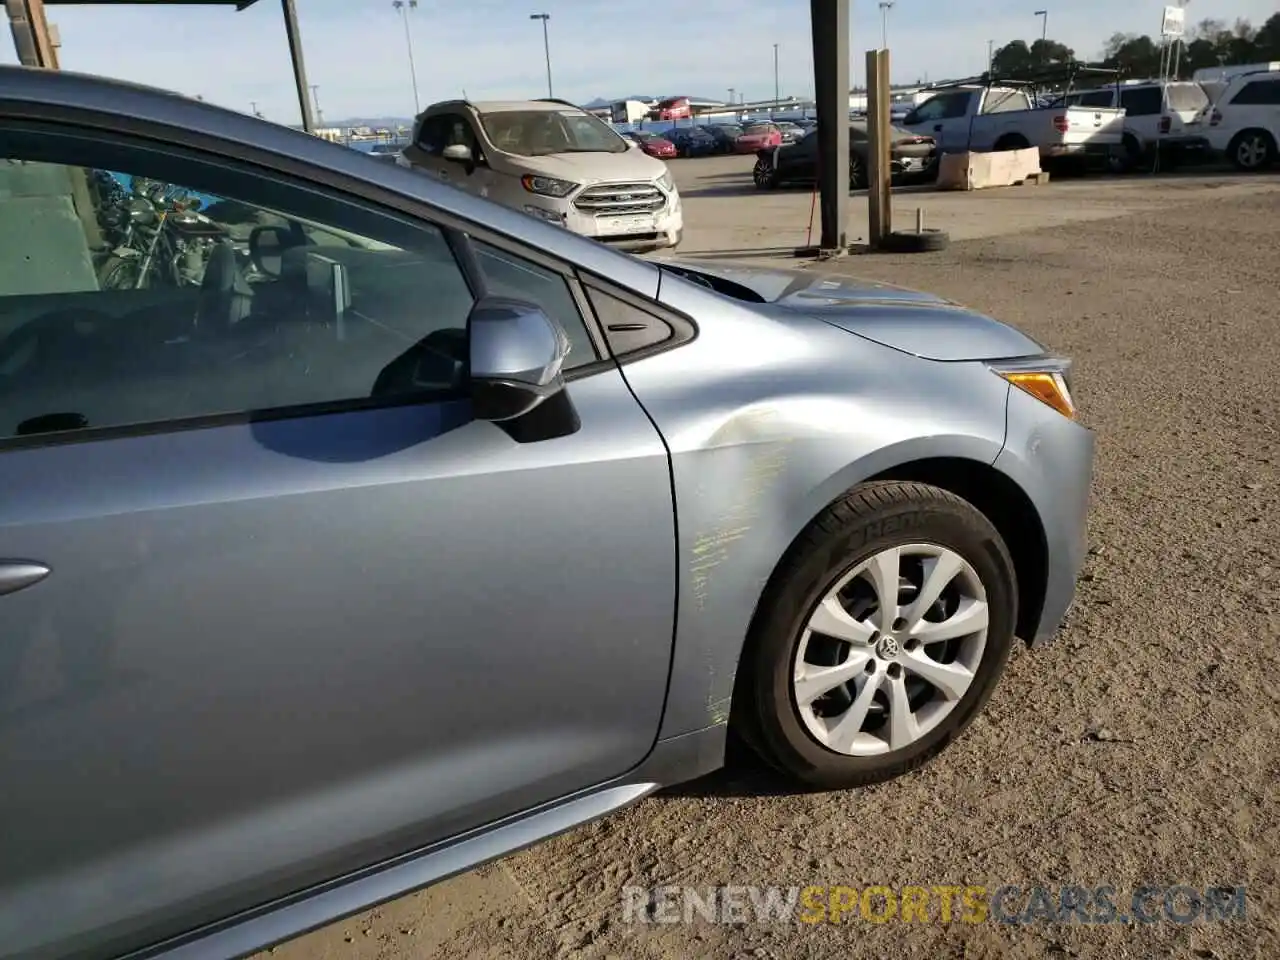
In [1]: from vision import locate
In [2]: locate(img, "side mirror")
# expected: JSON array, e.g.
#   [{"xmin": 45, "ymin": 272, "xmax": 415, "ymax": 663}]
[
  {"xmin": 442, "ymin": 143, "xmax": 473, "ymax": 163},
  {"xmin": 468, "ymin": 297, "xmax": 579, "ymax": 439}
]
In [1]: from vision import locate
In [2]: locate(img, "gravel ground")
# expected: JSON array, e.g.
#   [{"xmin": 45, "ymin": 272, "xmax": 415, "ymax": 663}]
[{"xmin": 262, "ymin": 181, "xmax": 1280, "ymax": 960}]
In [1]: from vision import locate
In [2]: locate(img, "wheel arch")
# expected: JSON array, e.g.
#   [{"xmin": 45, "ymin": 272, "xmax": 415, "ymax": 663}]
[{"xmin": 730, "ymin": 455, "xmax": 1048, "ymax": 730}]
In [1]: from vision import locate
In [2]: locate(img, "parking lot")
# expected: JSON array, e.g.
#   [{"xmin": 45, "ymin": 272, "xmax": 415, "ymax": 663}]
[{"xmin": 259, "ymin": 165, "xmax": 1280, "ymax": 960}]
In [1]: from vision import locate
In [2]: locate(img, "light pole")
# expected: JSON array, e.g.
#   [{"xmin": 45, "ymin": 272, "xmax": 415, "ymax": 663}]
[
  {"xmin": 392, "ymin": 1, "xmax": 420, "ymax": 115},
  {"xmin": 878, "ymin": 1, "xmax": 894, "ymax": 50},
  {"xmin": 1034, "ymin": 9, "xmax": 1048, "ymax": 43},
  {"xmin": 988, "ymin": 39, "xmax": 995, "ymax": 72},
  {"xmin": 772, "ymin": 43, "xmax": 779, "ymax": 118},
  {"xmin": 530, "ymin": 13, "xmax": 553, "ymax": 99},
  {"xmin": 310, "ymin": 84, "xmax": 323, "ymax": 126}
]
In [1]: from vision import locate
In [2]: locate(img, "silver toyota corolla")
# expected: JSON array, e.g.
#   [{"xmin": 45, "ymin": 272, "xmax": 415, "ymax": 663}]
[{"xmin": 0, "ymin": 67, "xmax": 1093, "ymax": 960}]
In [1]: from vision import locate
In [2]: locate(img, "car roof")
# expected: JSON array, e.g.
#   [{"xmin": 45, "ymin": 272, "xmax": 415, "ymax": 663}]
[
  {"xmin": 430, "ymin": 99, "xmax": 582, "ymax": 115},
  {"xmin": 0, "ymin": 65, "xmax": 661, "ymax": 294}
]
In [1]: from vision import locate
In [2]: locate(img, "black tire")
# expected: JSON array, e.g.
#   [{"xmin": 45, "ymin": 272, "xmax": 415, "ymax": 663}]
[
  {"xmin": 881, "ymin": 228, "xmax": 950, "ymax": 253},
  {"xmin": 96, "ymin": 255, "xmax": 143, "ymax": 290},
  {"xmin": 733, "ymin": 481, "xmax": 1017, "ymax": 790},
  {"xmin": 753, "ymin": 157, "xmax": 779, "ymax": 190},
  {"xmin": 1228, "ymin": 129, "xmax": 1277, "ymax": 172},
  {"xmin": 848, "ymin": 153, "xmax": 868, "ymax": 190},
  {"xmin": 993, "ymin": 134, "xmax": 1030, "ymax": 152},
  {"xmin": 1110, "ymin": 134, "xmax": 1147, "ymax": 174}
]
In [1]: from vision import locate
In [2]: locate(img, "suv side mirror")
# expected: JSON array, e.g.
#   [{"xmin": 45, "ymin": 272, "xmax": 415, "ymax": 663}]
[
  {"xmin": 469, "ymin": 297, "xmax": 579, "ymax": 440},
  {"xmin": 442, "ymin": 143, "xmax": 473, "ymax": 163}
]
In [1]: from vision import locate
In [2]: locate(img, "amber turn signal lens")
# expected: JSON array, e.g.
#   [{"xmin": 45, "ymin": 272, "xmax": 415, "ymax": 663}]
[{"xmin": 999, "ymin": 371, "xmax": 1076, "ymax": 420}]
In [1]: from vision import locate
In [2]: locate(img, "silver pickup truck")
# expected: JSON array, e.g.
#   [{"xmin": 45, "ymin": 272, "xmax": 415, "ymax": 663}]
[{"xmin": 900, "ymin": 84, "xmax": 1126, "ymax": 161}]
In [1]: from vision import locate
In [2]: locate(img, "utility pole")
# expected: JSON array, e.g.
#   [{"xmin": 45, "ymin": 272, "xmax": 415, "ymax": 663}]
[
  {"xmin": 878, "ymin": 1, "xmax": 894, "ymax": 49},
  {"xmin": 1034, "ymin": 9, "xmax": 1048, "ymax": 43},
  {"xmin": 392, "ymin": 0, "xmax": 420, "ymax": 115},
  {"xmin": 988, "ymin": 39, "xmax": 995, "ymax": 73},
  {"xmin": 773, "ymin": 43, "xmax": 779, "ymax": 118},
  {"xmin": 530, "ymin": 13, "xmax": 553, "ymax": 99},
  {"xmin": 310, "ymin": 84, "xmax": 323, "ymax": 126}
]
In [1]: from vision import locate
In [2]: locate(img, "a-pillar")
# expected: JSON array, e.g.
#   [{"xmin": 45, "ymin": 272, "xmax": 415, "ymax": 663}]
[{"xmin": 809, "ymin": 0, "xmax": 850, "ymax": 255}]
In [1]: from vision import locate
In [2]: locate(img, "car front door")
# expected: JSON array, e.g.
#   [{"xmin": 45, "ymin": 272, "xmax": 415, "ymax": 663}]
[
  {"xmin": 904, "ymin": 91, "xmax": 973, "ymax": 152},
  {"xmin": 0, "ymin": 122, "xmax": 676, "ymax": 959}
]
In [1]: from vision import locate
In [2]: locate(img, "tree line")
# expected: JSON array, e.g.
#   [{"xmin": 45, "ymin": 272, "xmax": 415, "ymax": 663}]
[{"xmin": 990, "ymin": 14, "xmax": 1280, "ymax": 80}]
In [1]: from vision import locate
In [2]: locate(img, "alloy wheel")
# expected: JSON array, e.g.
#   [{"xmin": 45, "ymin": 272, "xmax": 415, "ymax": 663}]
[
  {"xmin": 792, "ymin": 543, "xmax": 989, "ymax": 756},
  {"xmin": 1236, "ymin": 134, "xmax": 1270, "ymax": 170}
]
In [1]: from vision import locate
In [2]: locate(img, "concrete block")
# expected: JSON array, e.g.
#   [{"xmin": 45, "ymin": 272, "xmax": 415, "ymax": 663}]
[{"xmin": 936, "ymin": 148, "xmax": 1044, "ymax": 191}]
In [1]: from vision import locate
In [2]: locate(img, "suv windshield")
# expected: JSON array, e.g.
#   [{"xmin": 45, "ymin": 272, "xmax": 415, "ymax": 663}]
[{"xmin": 479, "ymin": 109, "xmax": 628, "ymax": 156}]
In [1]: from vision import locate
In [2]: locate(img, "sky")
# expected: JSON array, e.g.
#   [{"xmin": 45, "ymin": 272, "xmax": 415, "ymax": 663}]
[{"xmin": 3, "ymin": 0, "xmax": 1276, "ymax": 124}]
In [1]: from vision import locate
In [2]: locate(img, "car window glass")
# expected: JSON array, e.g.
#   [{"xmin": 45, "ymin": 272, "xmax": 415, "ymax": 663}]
[
  {"xmin": 0, "ymin": 141, "xmax": 480, "ymax": 444},
  {"xmin": 914, "ymin": 93, "xmax": 969, "ymax": 122},
  {"xmin": 1075, "ymin": 90, "xmax": 1116, "ymax": 108},
  {"xmin": 1232, "ymin": 79, "xmax": 1280, "ymax": 106},
  {"xmin": 982, "ymin": 89, "xmax": 1027, "ymax": 114},
  {"xmin": 1119, "ymin": 87, "xmax": 1162, "ymax": 116},
  {"xmin": 1166, "ymin": 83, "xmax": 1209, "ymax": 112},
  {"xmin": 470, "ymin": 241, "xmax": 597, "ymax": 369}
]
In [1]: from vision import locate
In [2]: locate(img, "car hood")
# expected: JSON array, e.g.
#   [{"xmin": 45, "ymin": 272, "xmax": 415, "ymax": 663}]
[
  {"xmin": 503, "ymin": 149, "xmax": 666, "ymax": 185},
  {"xmin": 657, "ymin": 259, "xmax": 1046, "ymax": 362}
]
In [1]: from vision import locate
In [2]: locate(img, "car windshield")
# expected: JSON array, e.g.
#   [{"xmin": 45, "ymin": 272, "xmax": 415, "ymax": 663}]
[{"xmin": 479, "ymin": 109, "xmax": 628, "ymax": 156}]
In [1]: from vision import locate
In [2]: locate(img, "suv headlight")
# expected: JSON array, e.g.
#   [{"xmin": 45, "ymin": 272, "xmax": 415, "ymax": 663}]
[
  {"xmin": 521, "ymin": 175, "xmax": 577, "ymax": 198},
  {"xmin": 658, "ymin": 171, "xmax": 675, "ymax": 193},
  {"xmin": 988, "ymin": 358, "xmax": 1077, "ymax": 420}
]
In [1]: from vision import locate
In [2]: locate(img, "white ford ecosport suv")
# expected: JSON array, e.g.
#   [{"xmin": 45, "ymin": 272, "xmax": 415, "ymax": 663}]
[{"xmin": 398, "ymin": 98, "xmax": 683, "ymax": 251}]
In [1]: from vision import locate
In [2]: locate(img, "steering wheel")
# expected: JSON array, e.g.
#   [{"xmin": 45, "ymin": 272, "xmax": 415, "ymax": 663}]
[
  {"xmin": 0, "ymin": 308, "xmax": 115, "ymax": 380},
  {"xmin": 196, "ymin": 242, "xmax": 254, "ymax": 330}
]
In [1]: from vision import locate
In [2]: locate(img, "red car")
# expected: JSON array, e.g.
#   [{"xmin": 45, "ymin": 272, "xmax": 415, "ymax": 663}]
[
  {"xmin": 734, "ymin": 121, "xmax": 783, "ymax": 153},
  {"xmin": 651, "ymin": 96, "xmax": 692, "ymax": 120},
  {"xmin": 625, "ymin": 130, "xmax": 677, "ymax": 159}
]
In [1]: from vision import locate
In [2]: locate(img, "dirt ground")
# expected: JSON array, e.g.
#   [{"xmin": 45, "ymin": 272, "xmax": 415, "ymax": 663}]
[{"xmin": 260, "ymin": 165, "xmax": 1280, "ymax": 960}]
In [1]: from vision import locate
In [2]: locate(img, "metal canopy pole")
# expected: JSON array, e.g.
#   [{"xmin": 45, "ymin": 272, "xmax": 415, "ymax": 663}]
[
  {"xmin": 809, "ymin": 0, "xmax": 850, "ymax": 255},
  {"xmin": 280, "ymin": 0, "xmax": 315, "ymax": 132}
]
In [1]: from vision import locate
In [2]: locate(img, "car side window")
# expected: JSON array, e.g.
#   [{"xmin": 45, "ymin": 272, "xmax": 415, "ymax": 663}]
[
  {"xmin": 1119, "ymin": 87, "xmax": 1161, "ymax": 116},
  {"xmin": 1076, "ymin": 90, "xmax": 1116, "ymax": 109},
  {"xmin": 415, "ymin": 115, "xmax": 448, "ymax": 155},
  {"xmin": 914, "ymin": 93, "xmax": 968, "ymax": 122},
  {"xmin": 471, "ymin": 240, "xmax": 598, "ymax": 370},
  {"xmin": 981, "ymin": 90, "xmax": 1028, "ymax": 114},
  {"xmin": 0, "ymin": 138, "xmax": 478, "ymax": 444},
  {"xmin": 1232, "ymin": 80, "xmax": 1280, "ymax": 106}
]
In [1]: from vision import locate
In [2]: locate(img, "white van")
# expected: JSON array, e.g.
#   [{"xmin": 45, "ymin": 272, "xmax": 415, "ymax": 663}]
[
  {"xmin": 1059, "ymin": 80, "xmax": 1212, "ymax": 171},
  {"xmin": 1190, "ymin": 69, "xmax": 1280, "ymax": 172},
  {"xmin": 398, "ymin": 99, "xmax": 683, "ymax": 252}
]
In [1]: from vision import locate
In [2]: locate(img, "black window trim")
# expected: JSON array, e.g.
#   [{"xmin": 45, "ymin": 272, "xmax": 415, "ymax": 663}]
[
  {"xmin": 577, "ymin": 271, "xmax": 698, "ymax": 365},
  {"xmin": 0, "ymin": 116, "xmax": 611, "ymax": 452}
]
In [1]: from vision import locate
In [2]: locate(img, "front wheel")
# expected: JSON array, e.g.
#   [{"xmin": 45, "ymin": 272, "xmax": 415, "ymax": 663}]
[
  {"xmin": 1229, "ymin": 130, "xmax": 1276, "ymax": 172},
  {"xmin": 753, "ymin": 157, "xmax": 779, "ymax": 190},
  {"xmin": 734, "ymin": 481, "xmax": 1017, "ymax": 790},
  {"xmin": 849, "ymin": 154, "xmax": 868, "ymax": 190}
]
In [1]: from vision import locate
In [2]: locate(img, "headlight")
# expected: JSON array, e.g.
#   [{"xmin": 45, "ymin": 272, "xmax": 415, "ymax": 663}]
[
  {"xmin": 657, "ymin": 171, "xmax": 675, "ymax": 193},
  {"xmin": 988, "ymin": 358, "xmax": 1077, "ymax": 420},
  {"xmin": 520, "ymin": 175, "xmax": 577, "ymax": 198}
]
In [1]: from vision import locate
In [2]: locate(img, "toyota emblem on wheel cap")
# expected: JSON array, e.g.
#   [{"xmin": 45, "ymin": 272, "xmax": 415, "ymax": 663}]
[{"xmin": 876, "ymin": 636, "xmax": 900, "ymax": 660}]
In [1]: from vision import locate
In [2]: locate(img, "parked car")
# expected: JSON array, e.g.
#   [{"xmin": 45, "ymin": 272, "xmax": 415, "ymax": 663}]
[
  {"xmin": 365, "ymin": 141, "xmax": 407, "ymax": 162},
  {"xmin": 650, "ymin": 96, "xmax": 693, "ymax": 120},
  {"xmin": 753, "ymin": 124, "xmax": 937, "ymax": 190},
  {"xmin": 775, "ymin": 120, "xmax": 805, "ymax": 144},
  {"xmin": 900, "ymin": 84, "xmax": 1125, "ymax": 163},
  {"xmin": 1187, "ymin": 68, "xmax": 1280, "ymax": 171},
  {"xmin": 399, "ymin": 98, "xmax": 682, "ymax": 251},
  {"xmin": 663, "ymin": 125, "xmax": 720, "ymax": 157},
  {"xmin": 0, "ymin": 65, "xmax": 1094, "ymax": 960},
  {"xmin": 1057, "ymin": 80, "xmax": 1211, "ymax": 171},
  {"xmin": 700, "ymin": 122, "xmax": 744, "ymax": 153},
  {"xmin": 735, "ymin": 121, "xmax": 784, "ymax": 153},
  {"xmin": 624, "ymin": 130, "xmax": 678, "ymax": 159}
]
